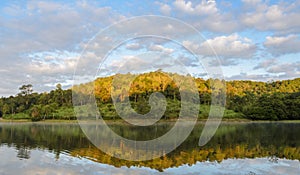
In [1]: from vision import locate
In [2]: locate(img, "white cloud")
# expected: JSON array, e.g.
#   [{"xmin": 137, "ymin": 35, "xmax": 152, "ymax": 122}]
[
  {"xmin": 174, "ymin": 0, "xmax": 194, "ymax": 14},
  {"xmin": 0, "ymin": 1, "xmax": 124, "ymax": 58},
  {"xmin": 28, "ymin": 51, "xmax": 78, "ymax": 74},
  {"xmin": 177, "ymin": 55, "xmax": 199, "ymax": 67},
  {"xmin": 264, "ymin": 35, "xmax": 300, "ymax": 56},
  {"xmin": 226, "ymin": 56, "xmax": 300, "ymax": 81},
  {"xmin": 110, "ymin": 55, "xmax": 148, "ymax": 73},
  {"xmin": 172, "ymin": 0, "xmax": 239, "ymax": 33},
  {"xmin": 0, "ymin": 1, "xmax": 125, "ymax": 96},
  {"xmin": 1, "ymin": 0, "xmax": 300, "ymax": 96},
  {"xmin": 173, "ymin": 0, "xmax": 218, "ymax": 16},
  {"xmin": 240, "ymin": 1, "xmax": 300, "ymax": 33},
  {"xmin": 107, "ymin": 54, "xmax": 176, "ymax": 74},
  {"xmin": 109, "ymin": 16, "xmax": 195, "ymax": 38},
  {"xmin": 253, "ymin": 58, "xmax": 277, "ymax": 70},
  {"xmin": 267, "ymin": 62, "xmax": 300, "ymax": 74},
  {"xmin": 126, "ymin": 43, "xmax": 142, "ymax": 50},
  {"xmin": 183, "ymin": 34, "xmax": 256, "ymax": 59},
  {"xmin": 148, "ymin": 44, "xmax": 174, "ymax": 54},
  {"xmin": 155, "ymin": 2, "xmax": 171, "ymax": 15}
]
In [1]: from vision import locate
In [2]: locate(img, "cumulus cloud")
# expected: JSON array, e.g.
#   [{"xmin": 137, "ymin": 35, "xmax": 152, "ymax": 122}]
[
  {"xmin": 155, "ymin": 2, "xmax": 171, "ymax": 15},
  {"xmin": 103, "ymin": 50, "xmax": 201, "ymax": 75},
  {"xmin": 1, "ymin": 0, "xmax": 300, "ymax": 96},
  {"xmin": 169, "ymin": 0, "xmax": 300, "ymax": 34},
  {"xmin": 172, "ymin": 0, "xmax": 239, "ymax": 33},
  {"xmin": 183, "ymin": 34, "xmax": 256, "ymax": 60},
  {"xmin": 173, "ymin": 0, "xmax": 218, "ymax": 15},
  {"xmin": 148, "ymin": 44, "xmax": 174, "ymax": 54},
  {"xmin": 253, "ymin": 58, "xmax": 277, "ymax": 70},
  {"xmin": 177, "ymin": 55, "xmax": 200, "ymax": 67},
  {"xmin": 0, "ymin": 1, "xmax": 125, "ymax": 95},
  {"xmin": 201, "ymin": 34, "xmax": 256, "ymax": 58},
  {"xmin": 240, "ymin": 1, "xmax": 300, "ymax": 33},
  {"xmin": 27, "ymin": 51, "xmax": 78, "ymax": 74},
  {"xmin": 106, "ymin": 54, "xmax": 177, "ymax": 74},
  {"xmin": 267, "ymin": 62, "xmax": 300, "ymax": 74},
  {"xmin": 264, "ymin": 35, "xmax": 300, "ymax": 56},
  {"xmin": 1, "ymin": 2, "xmax": 123, "ymax": 53},
  {"xmin": 110, "ymin": 55, "xmax": 149, "ymax": 73},
  {"xmin": 239, "ymin": 61, "xmax": 300, "ymax": 81}
]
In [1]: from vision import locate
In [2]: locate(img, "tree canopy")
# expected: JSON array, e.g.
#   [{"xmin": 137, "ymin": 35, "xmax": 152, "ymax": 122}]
[{"xmin": 1, "ymin": 71, "xmax": 300, "ymax": 121}]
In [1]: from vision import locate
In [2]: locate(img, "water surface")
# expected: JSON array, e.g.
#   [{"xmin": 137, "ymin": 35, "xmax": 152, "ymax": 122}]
[{"xmin": 0, "ymin": 122, "xmax": 299, "ymax": 174}]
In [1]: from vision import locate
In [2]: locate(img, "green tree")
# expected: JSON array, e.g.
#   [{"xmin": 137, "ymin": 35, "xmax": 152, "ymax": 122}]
[
  {"xmin": 30, "ymin": 105, "xmax": 42, "ymax": 121},
  {"xmin": 18, "ymin": 84, "xmax": 33, "ymax": 96}
]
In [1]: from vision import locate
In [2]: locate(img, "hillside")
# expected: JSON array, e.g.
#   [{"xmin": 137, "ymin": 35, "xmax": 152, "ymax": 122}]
[{"xmin": 1, "ymin": 71, "xmax": 300, "ymax": 121}]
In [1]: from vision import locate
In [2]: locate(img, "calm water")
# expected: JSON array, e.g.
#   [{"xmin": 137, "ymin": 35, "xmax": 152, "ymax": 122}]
[{"xmin": 0, "ymin": 122, "xmax": 300, "ymax": 175}]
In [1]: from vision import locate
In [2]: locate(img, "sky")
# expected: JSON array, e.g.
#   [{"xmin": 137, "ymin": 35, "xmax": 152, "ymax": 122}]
[{"xmin": 0, "ymin": 0, "xmax": 300, "ymax": 96}]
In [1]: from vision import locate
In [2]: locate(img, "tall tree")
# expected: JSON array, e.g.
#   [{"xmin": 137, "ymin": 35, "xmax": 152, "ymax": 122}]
[
  {"xmin": 18, "ymin": 84, "xmax": 33, "ymax": 96},
  {"xmin": 18, "ymin": 84, "xmax": 33, "ymax": 109}
]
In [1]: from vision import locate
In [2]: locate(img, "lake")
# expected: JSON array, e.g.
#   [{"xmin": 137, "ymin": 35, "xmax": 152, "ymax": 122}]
[{"xmin": 0, "ymin": 122, "xmax": 299, "ymax": 175}]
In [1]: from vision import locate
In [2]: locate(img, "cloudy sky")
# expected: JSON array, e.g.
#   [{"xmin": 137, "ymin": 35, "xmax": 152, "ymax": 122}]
[{"xmin": 0, "ymin": 0, "xmax": 300, "ymax": 96}]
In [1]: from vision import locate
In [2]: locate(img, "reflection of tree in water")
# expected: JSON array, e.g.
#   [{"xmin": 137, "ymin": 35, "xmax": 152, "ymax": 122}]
[
  {"xmin": 0, "ymin": 124, "xmax": 90, "ymax": 160},
  {"xmin": 0, "ymin": 123, "xmax": 300, "ymax": 171},
  {"xmin": 17, "ymin": 146, "xmax": 30, "ymax": 159}
]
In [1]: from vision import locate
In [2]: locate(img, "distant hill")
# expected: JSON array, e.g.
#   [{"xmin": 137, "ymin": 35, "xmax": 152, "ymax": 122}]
[{"xmin": 73, "ymin": 71, "xmax": 300, "ymax": 102}]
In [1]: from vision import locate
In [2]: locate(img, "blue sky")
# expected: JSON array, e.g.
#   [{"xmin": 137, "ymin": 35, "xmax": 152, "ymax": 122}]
[{"xmin": 0, "ymin": 0, "xmax": 300, "ymax": 96}]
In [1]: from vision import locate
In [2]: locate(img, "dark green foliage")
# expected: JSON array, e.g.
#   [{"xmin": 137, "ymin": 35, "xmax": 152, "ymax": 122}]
[
  {"xmin": 230, "ymin": 92, "xmax": 300, "ymax": 120},
  {"xmin": 0, "ymin": 84, "xmax": 74, "ymax": 121}
]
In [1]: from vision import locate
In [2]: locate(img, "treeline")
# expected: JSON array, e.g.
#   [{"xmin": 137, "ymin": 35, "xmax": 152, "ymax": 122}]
[
  {"xmin": 228, "ymin": 92, "xmax": 300, "ymax": 120},
  {"xmin": 0, "ymin": 84, "xmax": 74, "ymax": 121},
  {"xmin": 74, "ymin": 71, "xmax": 300, "ymax": 120},
  {"xmin": 1, "ymin": 71, "xmax": 300, "ymax": 121}
]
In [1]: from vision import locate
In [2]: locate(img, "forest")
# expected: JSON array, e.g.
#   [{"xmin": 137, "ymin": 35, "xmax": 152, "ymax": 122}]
[{"xmin": 0, "ymin": 71, "xmax": 300, "ymax": 121}]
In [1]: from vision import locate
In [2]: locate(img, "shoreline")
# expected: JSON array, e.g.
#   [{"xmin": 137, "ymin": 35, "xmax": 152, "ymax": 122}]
[{"xmin": 1, "ymin": 118, "xmax": 300, "ymax": 124}]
